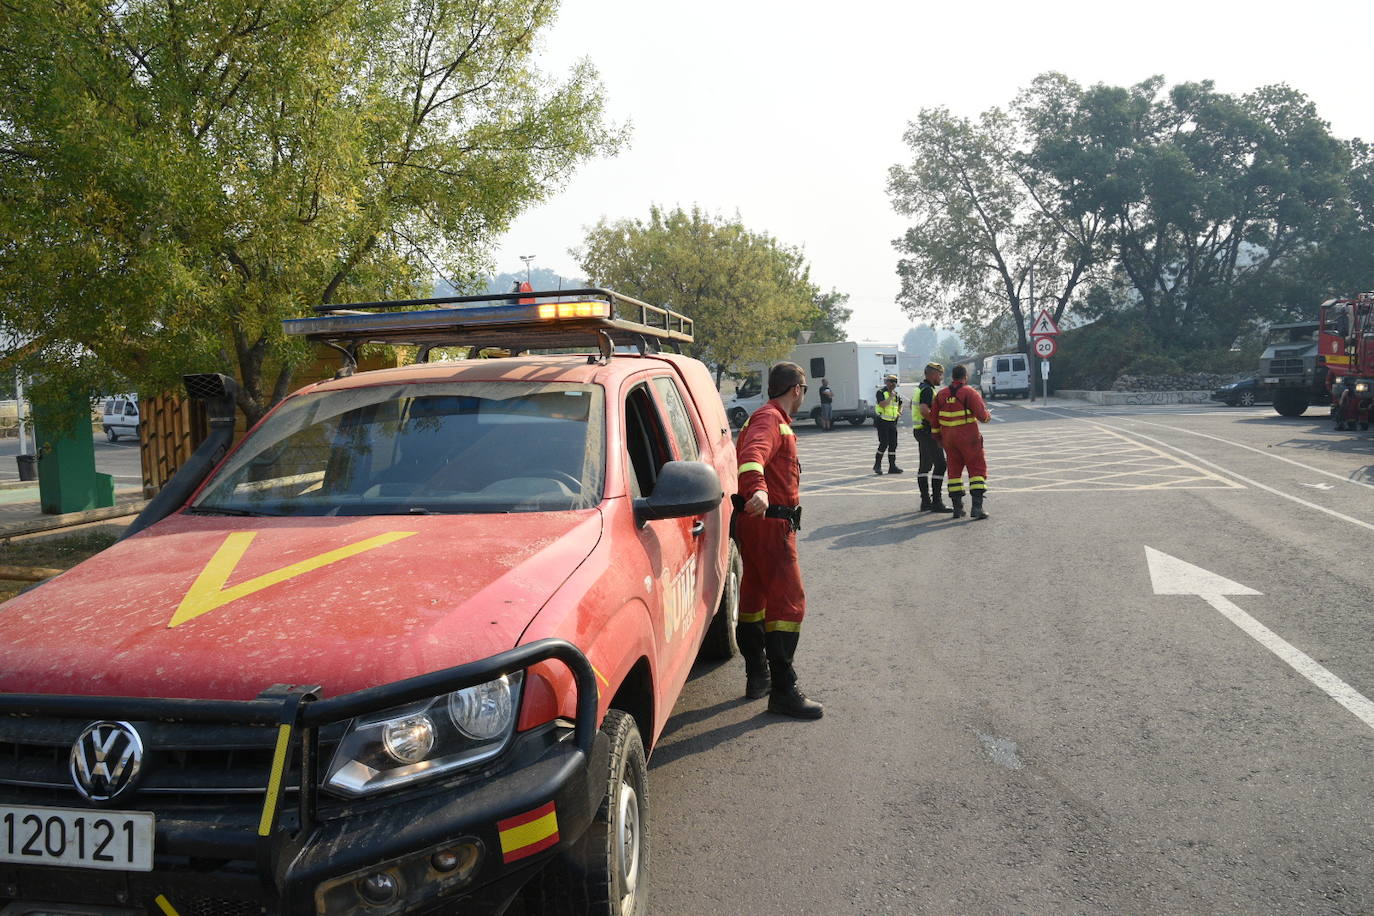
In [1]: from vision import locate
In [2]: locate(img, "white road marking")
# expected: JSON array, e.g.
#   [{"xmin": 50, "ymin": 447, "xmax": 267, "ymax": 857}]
[
  {"xmin": 1146, "ymin": 546, "xmax": 1374, "ymax": 731},
  {"xmin": 1038, "ymin": 409, "xmax": 1374, "ymax": 533},
  {"xmin": 1300, "ymin": 483, "xmax": 1335, "ymax": 490},
  {"xmin": 1107, "ymin": 416, "xmax": 1374, "ymax": 492}
]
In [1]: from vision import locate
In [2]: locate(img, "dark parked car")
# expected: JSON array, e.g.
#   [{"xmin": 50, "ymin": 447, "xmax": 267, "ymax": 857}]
[{"xmin": 1211, "ymin": 377, "xmax": 1270, "ymax": 407}]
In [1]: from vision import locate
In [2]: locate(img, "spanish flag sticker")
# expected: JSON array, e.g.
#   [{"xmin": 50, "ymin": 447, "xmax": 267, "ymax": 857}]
[{"xmin": 497, "ymin": 801, "xmax": 560, "ymax": 863}]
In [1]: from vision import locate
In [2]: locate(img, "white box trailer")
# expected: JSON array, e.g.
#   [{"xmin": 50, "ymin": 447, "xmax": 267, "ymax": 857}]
[{"xmin": 725, "ymin": 341, "xmax": 900, "ymax": 428}]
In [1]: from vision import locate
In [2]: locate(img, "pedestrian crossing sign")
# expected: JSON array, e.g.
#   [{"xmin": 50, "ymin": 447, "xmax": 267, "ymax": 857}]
[{"xmin": 1030, "ymin": 309, "xmax": 1059, "ymax": 337}]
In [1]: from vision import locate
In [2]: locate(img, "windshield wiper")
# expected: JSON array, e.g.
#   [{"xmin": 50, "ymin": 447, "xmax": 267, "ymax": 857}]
[{"xmin": 185, "ymin": 505, "xmax": 279, "ymax": 517}]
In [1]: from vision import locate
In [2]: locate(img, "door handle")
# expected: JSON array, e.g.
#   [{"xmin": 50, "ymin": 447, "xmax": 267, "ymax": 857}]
[{"xmin": 690, "ymin": 520, "xmax": 705, "ymax": 537}]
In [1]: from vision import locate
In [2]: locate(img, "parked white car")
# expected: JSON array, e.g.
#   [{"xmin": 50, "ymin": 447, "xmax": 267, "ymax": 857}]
[
  {"xmin": 979, "ymin": 353, "xmax": 1030, "ymax": 399},
  {"xmin": 101, "ymin": 395, "xmax": 140, "ymax": 442}
]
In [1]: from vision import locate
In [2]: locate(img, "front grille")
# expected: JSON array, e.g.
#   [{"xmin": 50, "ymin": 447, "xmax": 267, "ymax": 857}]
[
  {"xmin": 1264, "ymin": 358, "xmax": 1307, "ymax": 375},
  {"xmin": 0, "ymin": 717, "xmax": 341, "ymax": 800},
  {"xmin": 173, "ymin": 897, "xmax": 267, "ymax": 916}
]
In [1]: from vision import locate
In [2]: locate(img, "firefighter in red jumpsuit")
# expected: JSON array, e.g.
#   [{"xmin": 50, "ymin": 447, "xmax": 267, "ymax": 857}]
[
  {"xmin": 733, "ymin": 361, "xmax": 823, "ymax": 719},
  {"xmin": 929, "ymin": 364, "xmax": 992, "ymax": 520}
]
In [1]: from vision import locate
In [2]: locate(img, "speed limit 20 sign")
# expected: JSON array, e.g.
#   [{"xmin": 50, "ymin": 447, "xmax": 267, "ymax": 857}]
[{"xmin": 1033, "ymin": 336, "xmax": 1058, "ymax": 358}]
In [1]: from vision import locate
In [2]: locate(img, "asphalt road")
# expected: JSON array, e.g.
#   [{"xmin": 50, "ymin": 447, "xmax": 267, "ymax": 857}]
[
  {"xmin": 649, "ymin": 398, "xmax": 1374, "ymax": 915},
  {"xmin": 0, "ymin": 432, "xmax": 144, "ymax": 486}
]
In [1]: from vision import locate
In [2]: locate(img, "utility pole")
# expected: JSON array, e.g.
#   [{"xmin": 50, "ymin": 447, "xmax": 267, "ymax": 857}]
[
  {"xmin": 519, "ymin": 255, "xmax": 535, "ymax": 284},
  {"xmin": 1028, "ymin": 264, "xmax": 1037, "ymax": 403}
]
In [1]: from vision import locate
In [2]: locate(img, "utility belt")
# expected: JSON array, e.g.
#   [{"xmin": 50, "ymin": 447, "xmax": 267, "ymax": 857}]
[{"xmin": 730, "ymin": 493, "xmax": 802, "ymax": 531}]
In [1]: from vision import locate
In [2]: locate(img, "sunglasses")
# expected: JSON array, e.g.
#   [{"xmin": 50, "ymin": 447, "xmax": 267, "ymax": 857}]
[{"xmin": 796, "ymin": 383, "xmax": 808, "ymax": 394}]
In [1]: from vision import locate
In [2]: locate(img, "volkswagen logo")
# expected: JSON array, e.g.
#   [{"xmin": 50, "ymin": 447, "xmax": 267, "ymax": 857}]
[{"xmin": 70, "ymin": 721, "xmax": 144, "ymax": 803}]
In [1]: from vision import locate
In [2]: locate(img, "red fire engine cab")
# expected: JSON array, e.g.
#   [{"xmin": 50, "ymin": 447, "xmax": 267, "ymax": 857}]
[{"xmin": 1318, "ymin": 293, "xmax": 1374, "ymax": 431}]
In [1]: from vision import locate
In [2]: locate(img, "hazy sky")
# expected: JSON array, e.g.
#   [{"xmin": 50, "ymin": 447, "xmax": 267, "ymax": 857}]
[{"xmin": 495, "ymin": 0, "xmax": 1374, "ymax": 344}]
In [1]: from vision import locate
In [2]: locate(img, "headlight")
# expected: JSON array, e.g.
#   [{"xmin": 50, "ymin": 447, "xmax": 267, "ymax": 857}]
[
  {"xmin": 448, "ymin": 676, "xmax": 517, "ymax": 740},
  {"xmin": 1357, "ymin": 382, "xmax": 1370, "ymax": 395},
  {"xmin": 324, "ymin": 673, "xmax": 524, "ymax": 797}
]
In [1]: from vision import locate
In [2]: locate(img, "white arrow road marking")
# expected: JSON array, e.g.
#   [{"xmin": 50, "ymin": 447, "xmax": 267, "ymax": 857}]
[
  {"xmin": 1299, "ymin": 482, "xmax": 1335, "ymax": 490},
  {"xmin": 1145, "ymin": 546, "xmax": 1374, "ymax": 731}
]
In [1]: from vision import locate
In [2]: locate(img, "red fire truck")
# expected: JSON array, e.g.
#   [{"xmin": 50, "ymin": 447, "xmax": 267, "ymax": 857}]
[{"xmin": 1317, "ymin": 293, "xmax": 1374, "ymax": 430}]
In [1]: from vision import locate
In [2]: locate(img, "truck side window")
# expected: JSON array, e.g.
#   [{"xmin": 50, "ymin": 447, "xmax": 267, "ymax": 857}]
[
  {"xmin": 652, "ymin": 377, "xmax": 701, "ymax": 462},
  {"xmin": 810, "ymin": 357, "xmax": 825, "ymax": 378},
  {"xmin": 625, "ymin": 384, "xmax": 672, "ymax": 498},
  {"xmin": 997, "ymin": 358, "xmax": 1010, "ymax": 373},
  {"xmin": 125, "ymin": 401, "xmax": 138, "ymax": 416}
]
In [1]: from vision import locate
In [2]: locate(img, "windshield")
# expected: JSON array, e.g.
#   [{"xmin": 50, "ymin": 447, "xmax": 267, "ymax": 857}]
[
  {"xmin": 192, "ymin": 381, "xmax": 604, "ymax": 516},
  {"xmin": 1264, "ymin": 325, "xmax": 1317, "ymax": 346}
]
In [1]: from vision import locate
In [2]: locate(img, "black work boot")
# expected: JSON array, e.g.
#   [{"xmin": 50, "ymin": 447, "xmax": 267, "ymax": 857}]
[
  {"xmin": 765, "ymin": 631, "xmax": 823, "ymax": 720},
  {"xmin": 887, "ymin": 456, "xmax": 903, "ymax": 474},
  {"xmin": 928, "ymin": 477, "xmax": 954, "ymax": 513},
  {"xmin": 971, "ymin": 493, "xmax": 988, "ymax": 520},
  {"xmin": 873, "ymin": 452, "xmax": 884, "ymax": 475},
  {"xmin": 918, "ymin": 477, "xmax": 932, "ymax": 510},
  {"xmin": 950, "ymin": 493, "xmax": 965, "ymax": 519},
  {"xmin": 737, "ymin": 621, "xmax": 770, "ymax": 699}
]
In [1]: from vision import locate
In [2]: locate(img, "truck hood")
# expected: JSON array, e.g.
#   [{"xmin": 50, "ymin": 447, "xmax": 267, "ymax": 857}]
[{"xmin": 0, "ymin": 511, "xmax": 601, "ymax": 700}]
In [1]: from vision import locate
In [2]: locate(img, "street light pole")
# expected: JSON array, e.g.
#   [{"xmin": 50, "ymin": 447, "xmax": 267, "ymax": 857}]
[{"xmin": 519, "ymin": 255, "xmax": 535, "ymax": 285}]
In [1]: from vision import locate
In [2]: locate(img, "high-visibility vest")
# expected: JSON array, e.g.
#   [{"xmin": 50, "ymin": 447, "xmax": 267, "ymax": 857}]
[{"xmin": 875, "ymin": 388, "xmax": 900, "ymax": 421}]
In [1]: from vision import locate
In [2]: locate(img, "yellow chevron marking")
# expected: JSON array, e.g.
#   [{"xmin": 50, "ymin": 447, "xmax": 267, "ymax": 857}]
[{"xmin": 169, "ymin": 531, "xmax": 417, "ymax": 628}]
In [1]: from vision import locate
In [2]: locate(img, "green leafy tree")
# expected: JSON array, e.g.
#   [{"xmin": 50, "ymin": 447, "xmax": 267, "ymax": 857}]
[
  {"xmin": 928, "ymin": 333, "xmax": 962, "ymax": 370},
  {"xmin": 0, "ymin": 0, "xmax": 621, "ymax": 422},
  {"xmin": 901, "ymin": 325, "xmax": 938, "ymax": 361},
  {"xmin": 888, "ymin": 100, "xmax": 1106, "ymax": 373},
  {"xmin": 806, "ymin": 288, "xmax": 852, "ymax": 342},
  {"xmin": 575, "ymin": 206, "xmax": 820, "ymax": 381},
  {"xmin": 1025, "ymin": 74, "xmax": 1349, "ymax": 347}
]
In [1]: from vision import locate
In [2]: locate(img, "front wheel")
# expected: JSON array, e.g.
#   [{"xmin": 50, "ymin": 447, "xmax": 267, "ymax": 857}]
[
  {"xmin": 528, "ymin": 710, "xmax": 650, "ymax": 915},
  {"xmin": 104, "ymin": 427, "xmax": 117, "ymax": 442},
  {"xmin": 699, "ymin": 541, "xmax": 741, "ymax": 660},
  {"xmin": 1238, "ymin": 391, "xmax": 1256, "ymax": 407},
  {"xmin": 847, "ymin": 415, "xmax": 866, "ymax": 426},
  {"xmin": 728, "ymin": 407, "xmax": 748, "ymax": 429},
  {"xmin": 1273, "ymin": 389, "xmax": 1308, "ymax": 417}
]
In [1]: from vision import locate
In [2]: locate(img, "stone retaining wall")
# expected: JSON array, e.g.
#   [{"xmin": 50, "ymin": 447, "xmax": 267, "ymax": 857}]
[{"xmin": 1056, "ymin": 389, "xmax": 1216, "ymax": 406}]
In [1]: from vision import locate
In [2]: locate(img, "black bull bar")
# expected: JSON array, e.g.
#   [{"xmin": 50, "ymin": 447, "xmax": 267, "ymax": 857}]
[{"xmin": 0, "ymin": 638, "xmax": 597, "ymax": 894}]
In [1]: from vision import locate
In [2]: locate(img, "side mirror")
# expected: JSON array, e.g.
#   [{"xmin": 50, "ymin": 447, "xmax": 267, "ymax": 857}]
[{"xmin": 634, "ymin": 461, "xmax": 722, "ymax": 524}]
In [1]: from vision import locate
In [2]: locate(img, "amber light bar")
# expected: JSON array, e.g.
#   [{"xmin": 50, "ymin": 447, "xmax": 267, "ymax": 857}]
[{"xmin": 537, "ymin": 301, "xmax": 610, "ymax": 320}]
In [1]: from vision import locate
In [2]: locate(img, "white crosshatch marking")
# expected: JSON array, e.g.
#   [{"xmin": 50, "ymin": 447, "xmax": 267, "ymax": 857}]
[{"xmin": 790, "ymin": 420, "xmax": 1240, "ymax": 495}]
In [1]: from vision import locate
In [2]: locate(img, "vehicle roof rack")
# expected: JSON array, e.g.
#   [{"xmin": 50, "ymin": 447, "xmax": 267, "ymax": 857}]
[{"xmin": 283, "ymin": 288, "xmax": 693, "ymax": 362}]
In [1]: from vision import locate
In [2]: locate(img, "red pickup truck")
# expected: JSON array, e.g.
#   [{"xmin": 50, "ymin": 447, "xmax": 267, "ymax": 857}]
[{"xmin": 0, "ymin": 290, "xmax": 740, "ymax": 915}]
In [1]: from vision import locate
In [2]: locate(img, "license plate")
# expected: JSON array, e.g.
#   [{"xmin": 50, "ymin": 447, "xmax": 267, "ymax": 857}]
[
  {"xmin": 0, "ymin": 805, "xmax": 153, "ymax": 871},
  {"xmin": 1263, "ymin": 377, "xmax": 1278, "ymax": 384}
]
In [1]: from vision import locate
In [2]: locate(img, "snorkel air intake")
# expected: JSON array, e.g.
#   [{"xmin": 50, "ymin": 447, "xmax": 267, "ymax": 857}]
[{"xmin": 120, "ymin": 373, "xmax": 240, "ymax": 540}]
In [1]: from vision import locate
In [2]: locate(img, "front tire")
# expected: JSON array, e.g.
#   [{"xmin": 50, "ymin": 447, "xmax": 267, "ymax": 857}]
[
  {"xmin": 728, "ymin": 408, "xmax": 748, "ymax": 429},
  {"xmin": 1273, "ymin": 389, "xmax": 1308, "ymax": 417},
  {"xmin": 529, "ymin": 710, "xmax": 649, "ymax": 916},
  {"xmin": 104, "ymin": 427, "xmax": 117, "ymax": 442},
  {"xmin": 699, "ymin": 541, "xmax": 741, "ymax": 660},
  {"xmin": 1238, "ymin": 391, "xmax": 1256, "ymax": 407}
]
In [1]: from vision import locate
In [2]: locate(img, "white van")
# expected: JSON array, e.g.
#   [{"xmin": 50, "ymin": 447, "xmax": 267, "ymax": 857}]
[
  {"xmin": 980, "ymin": 353, "xmax": 1030, "ymax": 399},
  {"xmin": 101, "ymin": 395, "xmax": 140, "ymax": 442},
  {"xmin": 726, "ymin": 342, "xmax": 898, "ymax": 428}
]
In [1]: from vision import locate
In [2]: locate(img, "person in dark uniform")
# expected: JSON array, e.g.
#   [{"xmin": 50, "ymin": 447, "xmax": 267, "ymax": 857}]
[
  {"xmin": 734, "ymin": 362, "xmax": 823, "ymax": 719},
  {"xmin": 873, "ymin": 373, "xmax": 903, "ymax": 474},
  {"xmin": 913, "ymin": 362, "xmax": 954, "ymax": 513},
  {"xmin": 818, "ymin": 378, "xmax": 834, "ymax": 430}
]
